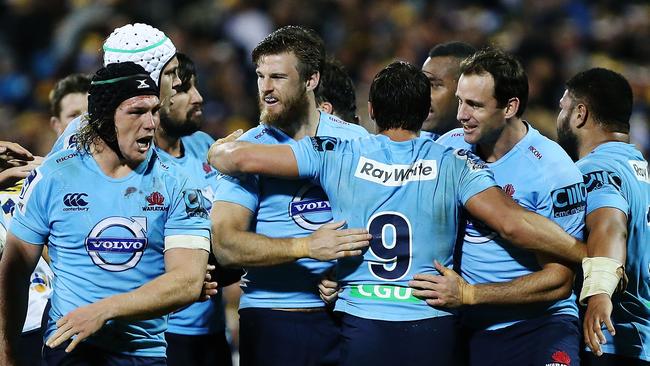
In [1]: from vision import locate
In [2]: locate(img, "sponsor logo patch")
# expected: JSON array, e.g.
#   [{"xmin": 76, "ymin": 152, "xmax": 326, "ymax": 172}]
[
  {"xmin": 64, "ymin": 134, "xmax": 78, "ymax": 150},
  {"xmin": 143, "ymin": 191, "xmax": 168, "ymax": 211},
  {"xmin": 628, "ymin": 160, "xmax": 650, "ymax": 183},
  {"xmin": 17, "ymin": 169, "xmax": 42, "ymax": 214},
  {"xmin": 453, "ymin": 149, "xmax": 488, "ymax": 171},
  {"xmin": 2, "ymin": 198, "xmax": 15, "ymax": 216},
  {"xmin": 350, "ymin": 284, "xmax": 420, "ymax": 303},
  {"xmin": 583, "ymin": 170, "xmax": 622, "ymax": 192},
  {"xmin": 202, "ymin": 162, "xmax": 218, "ymax": 178},
  {"xmin": 183, "ymin": 189, "xmax": 209, "ymax": 218},
  {"xmin": 551, "ymin": 182, "xmax": 587, "ymax": 217},
  {"xmin": 545, "ymin": 350, "xmax": 571, "ymax": 366},
  {"xmin": 528, "ymin": 145, "xmax": 542, "ymax": 159},
  {"xmin": 290, "ymin": 183, "xmax": 332, "ymax": 231},
  {"xmin": 310, "ymin": 136, "xmax": 338, "ymax": 152},
  {"xmin": 55, "ymin": 152, "xmax": 77, "ymax": 164},
  {"xmin": 354, "ymin": 157, "xmax": 437, "ymax": 186},
  {"xmin": 63, "ymin": 193, "xmax": 89, "ymax": 211},
  {"xmin": 85, "ymin": 216, "xmax": 148, "ymax": 271}
]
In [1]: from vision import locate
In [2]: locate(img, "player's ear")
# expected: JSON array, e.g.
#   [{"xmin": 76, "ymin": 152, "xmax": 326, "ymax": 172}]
[
  {"xmin": 50, "ymin": 117, "xmax": 62, "ymax": 136},
  {"xmin": 306, "ymin": 72, "xmax": 319, "ymax": 92},
  {"xmin": 575, "ymin": 103, "xmax": 588, "ymax": 129},
  {"xmin": 318, "ymin": 102, "xmax": 333, "ymax": 114},
  {"xmin": 504, "ymin": 97, "xmax": 519, "ymax": 119},
  {"xmin": 367, "ymin": 101, "xmax": 375, "ymax": 121}
]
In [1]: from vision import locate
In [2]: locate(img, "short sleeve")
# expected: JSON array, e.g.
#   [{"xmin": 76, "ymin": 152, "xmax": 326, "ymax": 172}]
[
  {"xmin": 164, "ymin": 176, "xmax": 212, "ymax": 243},
  {"xmin": 10, "ymin": 168, "xmax": 50, "ymax": 245},
  {"xmin": 290, "ymin": 136, "xmax": 340, "ymax": 181},
  {"xmin": 212, "ymin": 173, "xmax": 260, "ymax": 213},
  {"xmin": 579, "ymin": 160, "xmax": 629, "ymax": 216},
  {"xmin": 452, "ymin": 149, "xmax": 498, "ymax": 205}
]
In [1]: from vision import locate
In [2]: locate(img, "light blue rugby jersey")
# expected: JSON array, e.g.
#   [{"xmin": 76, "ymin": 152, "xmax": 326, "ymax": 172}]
[
  {"xmin": 10, "ymin": 148, "xmax": 211, "ymax": 357},
  {"xmin": 48, "ymin": 115, "xmax": 85, "ymax": 155},
  {"xmin": 438, "ymin": 123, "xmax": 585, "ymax": 330},
  {"xmin": 291, "ymin": 134, "xmax": 497, "ymax": 321},
  {"xmin": 419, "ymin": 130, "xmax": 440, "ymax": 141},
  {"xmin": 578, "ymin": 142, "xmax": 650, "ymax": 361},
  {"xmin": 214, "ymin": 112, "xmax": 368, "ymax": 309},
  {"xmin": 156, "ymin": 131, "xmax": 225, "ymax": 336}
]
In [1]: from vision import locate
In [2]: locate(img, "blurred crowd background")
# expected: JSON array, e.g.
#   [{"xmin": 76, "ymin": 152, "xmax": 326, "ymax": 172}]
[{"xmin": 1, "ymin": 0, "xmax": 649, "ymax": 156}]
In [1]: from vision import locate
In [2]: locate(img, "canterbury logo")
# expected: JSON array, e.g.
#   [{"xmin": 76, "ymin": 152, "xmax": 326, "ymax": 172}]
[
  {"xmin": 63, "ymin": 193, "xmax": 89, "ymax": 207},
  {"xmin": 136, "ymin": 79, "xmax": 149, "ymax": 89}
]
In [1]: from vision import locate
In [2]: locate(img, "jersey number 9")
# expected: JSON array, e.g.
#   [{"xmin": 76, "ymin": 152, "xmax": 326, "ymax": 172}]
[{"xmin": 367, "ymin": 212, "xmax": 412, "ymax": 281}]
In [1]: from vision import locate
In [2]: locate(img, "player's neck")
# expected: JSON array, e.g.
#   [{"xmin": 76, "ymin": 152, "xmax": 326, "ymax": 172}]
[
  {"xmin": 578, "ymin": 127, "xmax": 629, "ymax": 159},
  {"xmin": 381, "ymin": 128, "xmax": 417, "ymax": 142},
  {"xmin": 291, "ymin": 105, "xmax": 321, "ymax": 140},
  {"xmin": 90, "ymin": 141, "xmax": 138, "ymax": 178},
  {"xmin": 478, "ymin": 118, "xmax": 527, "ymax": 163},
  {"xmin": 155, "ymin": 128, "xmax": 183, "ymax": 158}
]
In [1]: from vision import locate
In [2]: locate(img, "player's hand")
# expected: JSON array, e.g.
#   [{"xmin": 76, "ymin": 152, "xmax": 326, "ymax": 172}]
[
  {"xmin": 0, "ymin": 156, "xmax": 44, "ymax": 190},
  {"xmin": 583, "ymin": 293, "xmax": 615, "ymax": 356},
  {"xmin": 207, "ymin": 129, "xmax": 243, "ymax": 171},
  {"xmin": 45, "ymin": 302, "xmax": 110, "ymax": 352},
  {"xmin": 200, "ymin": 264, "xmax": 219, "ymax": 301},
  {"xmin": 0, "ymin": 141, "xmax": 33, "ymax": 170},
  {"xmin": 302, "ymin": 221, "xmax": 371, "ymax": 261},
  {"xmin": 409, "ymin": 260, "xmax": 474, "ymax": 308},
  {"xmin": 318, "ymin": 271, "xmax": 341, "ymax": 305}
]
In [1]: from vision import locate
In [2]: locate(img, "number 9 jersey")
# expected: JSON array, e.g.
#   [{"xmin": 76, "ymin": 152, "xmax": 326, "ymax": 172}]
[{"xmin": 291, "ymin": 134, "xmax": 497, "ymax": 321}]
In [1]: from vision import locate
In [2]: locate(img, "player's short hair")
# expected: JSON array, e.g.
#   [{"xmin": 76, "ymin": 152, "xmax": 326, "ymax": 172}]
[
  {"xmin": 175, "ymin": 53, "xmax": 197, "ymax": 93},
  {"xmin": 315, "ymin": 58, "xmax": 358, "ymax": 124},
  {"xmin": 49, "ymin": 73, "xmax": 91, "ymax": 118},
  {"xmin": 369, "ymin": 61, "xmax": 430, "ymax": 132},
  {"xmin": 77, "ymin": 62, "xmax": 158, "ymax": 154},
  {"xmin": 252, "ymin": 25, "xmax": 325, "ymax": 84},
  {"xmin": 428, "ymin": 41, "xmax": 476, "ymax": 60},
  {"xmin": 566, "ymin": 68, "xmax": 633, "ymax": 134},
  {"xmin": 460, "ymin": 48, "xmax": 529, "ymax": 117}
]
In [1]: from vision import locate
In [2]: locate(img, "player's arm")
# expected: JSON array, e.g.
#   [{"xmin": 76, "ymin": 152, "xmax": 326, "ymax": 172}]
[
  {"xmin": 212, "ymin": 201, "xmax": 370, "ymax": 267},
  {"xmin": 464, "ymin": 186, "xmax": 586, "ymax": 264},
  {"xmin": 45, "ymin": 243, "xmax": 209, "ymax": 353},
  {"xmin": 0, "ymin": 234, "xmax": 43, "ymax": 364},
  {"xmin": 410, "ymin": 255, "xmax": 574, "ymax": 308},
  {"xmin": 208, "ymin": 141, "xmax": 299, "ymax": 178},
  {"xmin": 581, "ymin": 207, "xmax": 627, "ymax": 356}
]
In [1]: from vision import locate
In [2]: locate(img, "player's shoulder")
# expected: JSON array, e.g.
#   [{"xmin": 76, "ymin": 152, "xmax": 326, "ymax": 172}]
[
  {"xmin": 579, "ymin": 143, "xmax": 648, "ymax": 183},
  {"xmin": 436, "ymin": 128, "xmax": 470, "ymax": 149},
  {"xmin": 319, "ymin": 112, "xmax": 369, "ymax": 139},
  {"xmin": 42, "ymin": 149, "xmax": 84, "ymax": 174},
  {"xmin": 48, "ymin": 115, "xmax": 86, "ymax": 156},
  {"xmin": 443, "ymin": 147, "xmax": 490, "ymax": 172},
  {"xmin": 238, "ymin": 124, "xmax": 279, "ymax": 144},
  {"xmin": 148, "ymin": 150, "xmax": 194, "ymax": 192},
  {"xmin": 185, "ymin": 131, "xmax": 215, "ymax": 147},
  {"xmin": 517, "ymin": 124, "xmax": 574, "ymax": 168}
]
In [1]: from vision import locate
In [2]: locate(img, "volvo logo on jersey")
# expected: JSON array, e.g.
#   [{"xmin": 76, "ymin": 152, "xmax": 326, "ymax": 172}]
[
  {"xmin": 143, "ymin": 191, "xmax": 168, "ymax": 211},
  {"xmin": 290, "ymin": 183, "xmax": 332, "ymax": 231},
  {"xmin": 85, "ymin": 216, "xmax": 148, "ymax": 272}
]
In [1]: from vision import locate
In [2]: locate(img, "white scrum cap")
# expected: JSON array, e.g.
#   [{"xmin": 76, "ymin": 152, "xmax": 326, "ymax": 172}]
[{"xmin": 102, "ymin": 23, "xmax": 176, "ymax": 86}]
